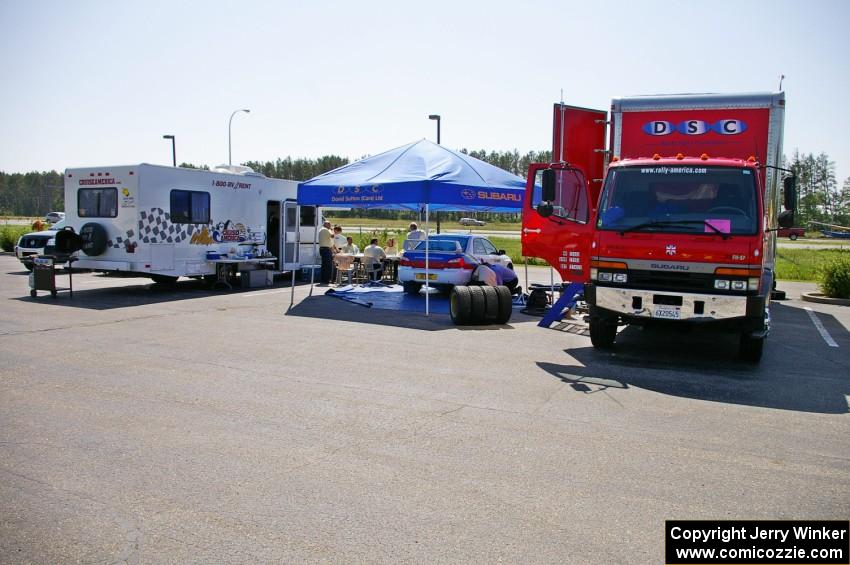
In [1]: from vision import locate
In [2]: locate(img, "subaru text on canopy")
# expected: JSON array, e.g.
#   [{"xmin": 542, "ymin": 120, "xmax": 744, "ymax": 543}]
[{"xmin": 521, "ymin": 93, "xmax": 795, "ymax": 362}]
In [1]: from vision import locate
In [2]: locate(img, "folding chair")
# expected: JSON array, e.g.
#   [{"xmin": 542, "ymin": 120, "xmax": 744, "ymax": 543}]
[
  {"xmin": 363, "ymin": 259, "xmax": 383, "ymax": 282},
  {"xmin": 334, "ymin": 255, "xmax": 356, "ymax": 286}
]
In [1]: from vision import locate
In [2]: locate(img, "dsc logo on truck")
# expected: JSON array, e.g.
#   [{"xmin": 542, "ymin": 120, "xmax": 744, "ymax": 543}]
[{"xmin": 642, "ymin": 119, "xmax": 747, "ymax": 136}]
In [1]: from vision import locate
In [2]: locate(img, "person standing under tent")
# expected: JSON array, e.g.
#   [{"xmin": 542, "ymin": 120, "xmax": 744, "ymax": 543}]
[
  {"xmin": 403, "ymin": 222, "xmax": 426, "ymax": 251},
  {"xmin": 318, "ymin": 221, "xmax": 334, "ymax": 285},
  {"xmin": 332, "ymin": 225, "xmax": 346, "ymax": 252}
]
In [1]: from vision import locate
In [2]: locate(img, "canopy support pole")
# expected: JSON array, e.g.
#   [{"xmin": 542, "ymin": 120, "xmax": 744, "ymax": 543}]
[
  {"xmin": 425, "ymin": 203, "xmax": 430, "ymax": 316},
  {"xmin": 308, "ymin": 220, "xmax": 318, "ymax": 297},
  {"xmin": 290, "ymin": 206, "xmax": 302, "ymax": 309},
  {"xmin": 524, "ymin": 257, "xmax": 528, "ymax": 295}
]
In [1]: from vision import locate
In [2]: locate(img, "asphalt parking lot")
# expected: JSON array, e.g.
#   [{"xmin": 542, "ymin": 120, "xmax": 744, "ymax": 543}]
[{"xmin": 1, "ymin": 253, "xmax": 848, "ymax": 564}]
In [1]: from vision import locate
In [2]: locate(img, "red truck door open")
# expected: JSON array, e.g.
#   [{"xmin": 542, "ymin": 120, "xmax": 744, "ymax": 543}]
[{"xmin": 522, "ymin": 104, "xmax": 607, "ymax": 283}]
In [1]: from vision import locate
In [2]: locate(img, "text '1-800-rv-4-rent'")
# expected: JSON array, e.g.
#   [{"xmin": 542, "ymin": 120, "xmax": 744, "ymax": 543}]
[
  {"xmin": 522, "ymin": 92, "xmax": 796, "ymax": 362},
  {"xmin": 61, "ymin": 164, "xmax": 321, "ymax": 283}
]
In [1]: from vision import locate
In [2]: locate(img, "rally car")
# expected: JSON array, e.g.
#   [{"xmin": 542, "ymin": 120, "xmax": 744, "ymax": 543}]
[{"xmin": 398, "ymin": 234, "xmax": 512, "ymax": 294}]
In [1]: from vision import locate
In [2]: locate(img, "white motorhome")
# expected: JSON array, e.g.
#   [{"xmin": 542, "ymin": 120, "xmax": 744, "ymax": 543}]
[{"xmin": 63, "ymin": 164, "xmax": 319, "ymax": 282}]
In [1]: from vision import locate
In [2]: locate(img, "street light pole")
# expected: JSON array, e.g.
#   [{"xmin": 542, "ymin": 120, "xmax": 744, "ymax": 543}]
[
  {"xmin": 428, "ymin": 114, "xmax": 441, "ymax": 144},
  {"xmin": 162, "ymin": 135, "xmax": 176, "ymax": 166},
  {"xmin": 228, "ymin": 108, "xmax": 251, "ymax": 166}
]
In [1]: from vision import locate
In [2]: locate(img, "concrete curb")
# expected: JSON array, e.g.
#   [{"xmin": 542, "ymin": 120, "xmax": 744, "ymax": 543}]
[{"xmin": 801, "ymin": 292, "xmax": 850, "ymax": 306}]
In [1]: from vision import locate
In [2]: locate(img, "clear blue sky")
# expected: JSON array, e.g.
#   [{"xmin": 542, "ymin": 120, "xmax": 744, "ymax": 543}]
[{"xmin": 1, "ymin": 0, "xmax": 848, "ymax": 184}]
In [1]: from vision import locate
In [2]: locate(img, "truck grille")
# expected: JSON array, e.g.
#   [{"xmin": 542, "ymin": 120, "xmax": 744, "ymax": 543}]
[{"xmin": 627, "ymin": 269, "xmax": 716, "ymax": 292}]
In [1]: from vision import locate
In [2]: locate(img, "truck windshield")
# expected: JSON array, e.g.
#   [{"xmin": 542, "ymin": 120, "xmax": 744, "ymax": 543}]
[{"xmin": 597, "ymin": 166, "xmax": 758, "ymax": 235}]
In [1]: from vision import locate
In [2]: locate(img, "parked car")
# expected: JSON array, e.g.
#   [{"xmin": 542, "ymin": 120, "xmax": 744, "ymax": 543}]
[
  {"xmin": 14, "ymin": 220, "xmax": 64, "ymax": 270},
  {"xmin": 44, "ymin": 211, "xmax": 65, "ymax": 224},
  {"xmin": 398, "ymin": 234, "xmax": 512, "ymax": 294},
  {"xmin": 777, "ymin": 227, "xmax": 805, "ymax": 240},
  {"xmin": 458, "ymin": 217, "xmax": 486, "ymax": 226}
]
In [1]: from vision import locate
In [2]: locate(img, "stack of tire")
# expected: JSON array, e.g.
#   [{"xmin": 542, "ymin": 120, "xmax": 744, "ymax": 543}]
[{"xmin": 450, "ymin": 285, "xmax": 513, "ymax": 326}]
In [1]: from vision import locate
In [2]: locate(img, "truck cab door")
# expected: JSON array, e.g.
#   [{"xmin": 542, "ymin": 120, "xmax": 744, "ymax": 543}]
[{"xmin": 522, "ymin": 164, "xmax": 595, "ymax": 283}]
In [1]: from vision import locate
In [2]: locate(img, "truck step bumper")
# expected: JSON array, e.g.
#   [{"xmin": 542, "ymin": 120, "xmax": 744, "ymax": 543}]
[{"xmin": 595, "ymin": 286, "xmax": 748, "ymax": 321}]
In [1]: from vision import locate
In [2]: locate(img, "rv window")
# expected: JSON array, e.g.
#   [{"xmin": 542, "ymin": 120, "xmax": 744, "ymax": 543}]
[
  {"xmin": 300, "ymin": 206, "xmax": 316, "ymax": 227},
  {"xmin": 170, "ymin": 190, "xmax": 210, "ymax": 224},
  {"xmin": 78, "ymin": 188, "xmax": 118, "ymax": 218}
]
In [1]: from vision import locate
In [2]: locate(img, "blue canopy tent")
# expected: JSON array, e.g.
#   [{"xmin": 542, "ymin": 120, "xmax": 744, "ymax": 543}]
[{"xmin": 294, "ymin": 139, "xmax": 527, "ymax": 314}]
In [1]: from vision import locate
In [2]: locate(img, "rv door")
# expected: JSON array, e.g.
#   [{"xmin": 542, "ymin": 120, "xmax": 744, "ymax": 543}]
[{"xmin": 281, "ymin": 201, "xmax": 300, "ymax": 271}]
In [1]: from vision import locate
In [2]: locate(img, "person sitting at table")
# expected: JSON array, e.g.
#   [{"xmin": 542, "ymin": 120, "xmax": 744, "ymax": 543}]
[
  {"xmin": 383, "ymin": 238, "xmax": 399, "ymax": 281},
  {"xmin": 362, "ymin": 238, "xmax": 386, "ymax": 281},
  {"xmin": 341, "ymin": 236, "xmax": 359, "ymax": 254}
]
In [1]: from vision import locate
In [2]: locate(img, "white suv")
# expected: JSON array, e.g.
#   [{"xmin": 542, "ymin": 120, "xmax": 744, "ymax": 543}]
[{"xmin": 14, "ymin": 220, "xmax": 64, "ymax": 270}]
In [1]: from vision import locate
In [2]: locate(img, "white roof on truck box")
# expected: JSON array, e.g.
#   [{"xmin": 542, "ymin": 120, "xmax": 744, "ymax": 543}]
[{"xmin": 611, "ymin": 92, "xmax": 784, "ymax": 112}]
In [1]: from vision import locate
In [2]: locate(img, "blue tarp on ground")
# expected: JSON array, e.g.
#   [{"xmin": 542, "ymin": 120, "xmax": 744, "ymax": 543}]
[
  {"xmin": 325, "ymin": 283, "xmax": 450, "ymax": 314},
  {"xmin": 297, "ymin": 139, "xmax": 526, "ymax": 212}
]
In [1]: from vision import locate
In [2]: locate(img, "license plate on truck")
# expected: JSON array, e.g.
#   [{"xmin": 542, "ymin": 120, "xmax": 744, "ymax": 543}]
[
  {"xmin": 653, "ymin": 305, "xmax": 681, "ymax": 319},
  {"xmin": 415, "ymin": 273, "xmax": 438, "ymax": 281}
]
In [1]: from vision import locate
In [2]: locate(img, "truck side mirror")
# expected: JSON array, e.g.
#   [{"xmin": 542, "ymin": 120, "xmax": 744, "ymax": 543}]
[
  {"xmin": 536, "ymin": 202, "xmax": 553, "ymax": 218},
  {"xmin": 778, "ymin": 210, "xmax": 794, "ymax": 229},
  {"xmin": 541, "ymin": 169, "xmax": 556, "ymax": 202},
  {"xmin": 783, "ymin": 175, "xmax": 796, "ymax": 211}
]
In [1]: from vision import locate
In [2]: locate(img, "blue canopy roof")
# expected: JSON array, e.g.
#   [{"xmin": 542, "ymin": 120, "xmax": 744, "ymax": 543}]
[{"xmin": 297, "ymin": 139, "xmax": 526, "ymax": 212}]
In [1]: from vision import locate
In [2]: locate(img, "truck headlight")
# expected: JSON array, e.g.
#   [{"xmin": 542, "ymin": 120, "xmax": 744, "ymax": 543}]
[
  {"xmin": 748, "ymin": 277, "xmax": 760, "ymax": 291},
  {"xmin": 613, "ymin": 273, "xmax": 628, "ymax": 283},
  {"xmin": 731, "ymin": 280, "xmax": 746, "ymax": 291},
  {"xmin": 590, "ymin": 267, "xmax": 598, "ymax": 280},
  {"xmin": 714, "ymin": 279, "xmax": 730, "ymax": 290},
  {"xmin": 598, "ymin": 272, "xmax": 612, "ymax": 282}
]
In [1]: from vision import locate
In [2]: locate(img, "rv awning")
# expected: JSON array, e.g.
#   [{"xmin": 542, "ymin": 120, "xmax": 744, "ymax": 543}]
[{"xmin": 297, "ymin": 139, "xmax": 526, "ymax": 212}]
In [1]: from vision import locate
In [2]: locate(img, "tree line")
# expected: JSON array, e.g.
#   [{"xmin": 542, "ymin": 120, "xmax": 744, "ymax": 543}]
[{"xmin": 2, "ymin": 149, "xmax": 848, "ymax": 228}]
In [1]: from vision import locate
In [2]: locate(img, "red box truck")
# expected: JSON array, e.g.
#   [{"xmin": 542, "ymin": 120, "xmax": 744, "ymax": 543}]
[{"xmin": 522, "ymin": 93, "xmax": 796, "ymax": 362}]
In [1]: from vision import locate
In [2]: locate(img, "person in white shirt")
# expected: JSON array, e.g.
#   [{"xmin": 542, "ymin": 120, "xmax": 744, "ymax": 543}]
[
  {"xmin": 403, "ymin": 222, "xmax": 426, "ymax": 251},
  {"xmin": 383, "ymin": 238, "xmax": 399, "ymax": 281},
  {"xmin": 383, "ymin": 238, "xmax": 398, "ymax": 256},
  {"xmin": 332, "ymin": 225, "xmax": 346, "ymax": 251},
  {"xmin": 362, "ymin": 238, "xmax": 387, "ymax": 281},
  {"xmin": 317, "ymin": 221, "xmax": 334, "ymax": 284},
  {"xmin": 472, "ymin": 262, "xmax": 498, "ymax": 286},
  {"xmin": 340, "ymin": 236, "xmax": 359, "ymax": 254}
]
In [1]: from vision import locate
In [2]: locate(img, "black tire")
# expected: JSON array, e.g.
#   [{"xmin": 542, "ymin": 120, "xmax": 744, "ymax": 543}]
[
  {"xmin": 30, "ymin": 289, "xmax": 36, "ymax": 297},
  {"xmin": 481, "ymin": 285, "xmax": 500, "ymax": 324},
  {"xmin": 494, "ymin": 285, "xmax": 513, "ymax": 325},
  {"xmin": 739, "ymin": 333, "xmax": 764, "ymax": 363},
  {"xmin": 79, "ymin": 222, "xmax": 109, "ymax": 256},
  {"xmin": 150, "ymin": 274, "xmax": 179, "ymax": 285},
  {"xmin": 589, "ymin": 307, "xmax": 617, "ymax": 348},
  {"xmin": 24, "ymin": 263, "xmax": 34, "ymax": 272},
  {"xmin": 449, "ymin": 286, "xmax": 472, "ymax": 325},
  {"xmin": 789, "ymin": 233, "xmax": 798, "ymax": 241},
  {"xmin": 403, "ymin": 280, "xmax": 422, "ymax": 295},
  {"xmin": 468, "ymin": 285, "xmax": 486, "ymax": 324}
]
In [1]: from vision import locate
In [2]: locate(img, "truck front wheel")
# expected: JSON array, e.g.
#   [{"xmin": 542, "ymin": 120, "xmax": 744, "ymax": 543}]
[
  {"xmin": 589, "ymin": 308, "xmax": 618, "ymax": 349},
  {"xmin": 739, "ymin": 333, "xmax": 764, "ymax": 363}
]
